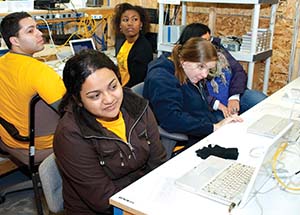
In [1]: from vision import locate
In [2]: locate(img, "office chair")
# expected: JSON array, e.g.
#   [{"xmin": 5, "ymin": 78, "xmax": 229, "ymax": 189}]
[
  {"xmin": 131, "ymin": 82, "xmax": 188, "ymax": 159},
  {"xmin": 0, "ymin": 94, "xmax": 58, "ymax": 215},
  {"xmin": 38, "ymin": 153, "xmax": 63, "ymax": 213}
]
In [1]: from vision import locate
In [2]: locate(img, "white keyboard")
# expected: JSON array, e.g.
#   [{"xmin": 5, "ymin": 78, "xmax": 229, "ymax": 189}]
[
  {"xmin": 46, "ymin": 60, "xmax": 65, "ymax": 77},
  {"xmin": 247, "ymin": 114, "xmax": 293, "ymax": 138},
  {"xmin": 202, "ymin": 163, "xmax": 255, "ymax": 202}
]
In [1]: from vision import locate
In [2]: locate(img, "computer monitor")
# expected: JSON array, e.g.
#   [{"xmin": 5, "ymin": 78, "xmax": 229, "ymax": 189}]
[
  {"xmin": 69, "ymin": 38, "xmax": 96, "ymax": 56},
  {"xmin": 34, "ymin": 0, "xmax": 70, "ymax": 10}
]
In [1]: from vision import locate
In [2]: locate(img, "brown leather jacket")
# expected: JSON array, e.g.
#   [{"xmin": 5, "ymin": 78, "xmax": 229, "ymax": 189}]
[{"xmin": 53, "ymin": 88, "xmax": 167, "ymax": 215}]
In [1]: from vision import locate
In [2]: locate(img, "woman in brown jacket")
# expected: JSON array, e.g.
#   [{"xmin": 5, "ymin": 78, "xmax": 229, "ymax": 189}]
[{"xmin": 53, "ymin": 50, "xmax": 167, "ymax": 215}]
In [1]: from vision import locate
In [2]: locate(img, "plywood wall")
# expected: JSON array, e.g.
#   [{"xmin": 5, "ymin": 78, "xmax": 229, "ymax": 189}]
[{"xmin": 108, "ymin": 0, "xmax": 300, "ymax": 95}]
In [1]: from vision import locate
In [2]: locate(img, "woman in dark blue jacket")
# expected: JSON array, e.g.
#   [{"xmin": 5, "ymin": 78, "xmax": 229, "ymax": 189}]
[
  {"xmin": 177, "ymin": 23, "xmax": 267, "ymax": 120},
  {"xmin": 143, "ymin": 38, "xmax": 243, "ymax": 149},
  {"xmin": 113, "ymin": 3, "xmax": 153, "ymax": 87}
]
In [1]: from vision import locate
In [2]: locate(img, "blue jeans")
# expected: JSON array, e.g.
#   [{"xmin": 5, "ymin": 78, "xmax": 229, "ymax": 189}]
[
  {"xmin": 213, "ymin": 89, "xmax": 267, "ymax": 121},
  {"xmin": 240, "ymin": 89, "xmax": 267, "ymax": 113}
]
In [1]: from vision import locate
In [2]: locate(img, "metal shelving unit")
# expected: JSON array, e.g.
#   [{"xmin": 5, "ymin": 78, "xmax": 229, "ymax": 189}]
[{"xmin": 157, "ymin": 0, "xmax": 279, "ymax": 94}]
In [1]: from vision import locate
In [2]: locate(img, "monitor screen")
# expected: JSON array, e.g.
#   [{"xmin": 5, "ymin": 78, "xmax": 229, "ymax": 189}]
[{"xmin": 69, "ymin": 38, "xmax": 96, "ymax": 55}]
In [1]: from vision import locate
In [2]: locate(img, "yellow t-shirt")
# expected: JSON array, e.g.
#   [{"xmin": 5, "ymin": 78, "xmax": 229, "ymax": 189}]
[
  {"xmin": 0, "ymin": 52, "xmax": 66, "ymax": 149},
  {"xmin": 97, "ymin": 112, "xmax": 127, "ymax": 142},
  {"xmin": 117, "ymin": 40, "xmax": 134, "ymax": 86}
]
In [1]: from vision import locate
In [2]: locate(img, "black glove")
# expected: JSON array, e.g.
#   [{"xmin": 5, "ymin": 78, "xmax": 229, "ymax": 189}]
[{"xmin": 195, "ymin": 144, "xmax": 239, "ymax": 160}]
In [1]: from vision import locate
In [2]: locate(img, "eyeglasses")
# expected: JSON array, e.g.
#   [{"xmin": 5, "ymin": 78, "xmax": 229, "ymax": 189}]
[{"xmin": 182, "ymin": 61, "xmax": 216, "ymax": 73}]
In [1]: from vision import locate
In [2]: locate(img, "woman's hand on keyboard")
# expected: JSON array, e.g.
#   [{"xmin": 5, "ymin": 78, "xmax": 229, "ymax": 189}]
[
  {"xmin": 214, "ymin": 114, "xmax": 243, "ymax": 131},
  {"xmin": 218, "ymin": 103, "xmax": 230, "ymax": 118},
  {"xmin": 228, "ymin": 100, "xmax": 240, "ymax": 115}
]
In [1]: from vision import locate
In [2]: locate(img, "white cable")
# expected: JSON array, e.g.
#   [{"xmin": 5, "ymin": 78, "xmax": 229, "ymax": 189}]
[
  {"xmin": 288, "ymin": 95, "xmax": 297, "ymax": 122},
  {"xmin": 249, "ymin": 146, "xmax": 265, "ymax": 158},
  {"xmin": 35, "ymin": 16, "xmax": 55, "ymax": 47},
  {"xmin": 254, "ymin": 194, "xmax": 264, "ymax": 215},
  {"xmin": 35, "ymin": 16, "xmax": 63, "ymax": 63}
]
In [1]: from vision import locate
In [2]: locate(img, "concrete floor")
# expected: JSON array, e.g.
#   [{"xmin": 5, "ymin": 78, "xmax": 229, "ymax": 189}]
[{"xmin": 0, "ymin": 170, "xmax": 37, "ymax": 215}]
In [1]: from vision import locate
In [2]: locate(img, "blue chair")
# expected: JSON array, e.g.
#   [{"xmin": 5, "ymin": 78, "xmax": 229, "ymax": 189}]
[
  {"xmin": 131, "ymin": 82, "xmax": 188, "ymax": 159},
  {"xmin": 0, "ymin": 49, "xmax": 9, "ymax": 56}
]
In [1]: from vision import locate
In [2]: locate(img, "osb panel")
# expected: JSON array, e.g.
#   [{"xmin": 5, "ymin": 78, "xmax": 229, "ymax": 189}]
[
  {"xmin": 215, "ymin": 16, "xmax": 252, "ymax": 36},
  {"xmin": 184, "ymin": 14, "xmax": 250, "ymax": 36},
  {"xmin": 268, "ymin": 17, "xmax": 294, "ymax": 93},
  {"xmin": 277, "ymin": 0, "xmax": 298, "ymax": 20},
  {"xmin": 185, "ymin": 2, "xmax": 271, "ymax": 17}
]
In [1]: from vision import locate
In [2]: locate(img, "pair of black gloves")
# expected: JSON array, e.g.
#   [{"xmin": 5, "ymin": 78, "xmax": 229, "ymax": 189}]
[{"xmin": 196, "ymin": 144, "xmax": 239, "ymax": 160}]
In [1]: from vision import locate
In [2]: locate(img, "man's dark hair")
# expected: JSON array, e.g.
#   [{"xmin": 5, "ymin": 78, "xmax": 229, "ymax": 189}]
[
  {"xmin": 177, "ymin": 23, "xmax": 211, "ymax": 45},
  {"xmin": 0, "ymin": 12, "xmax": 31, "ymax": 49}
]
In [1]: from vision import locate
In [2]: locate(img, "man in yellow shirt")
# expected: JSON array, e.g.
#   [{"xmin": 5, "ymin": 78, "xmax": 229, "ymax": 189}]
[{"xmin": 0, "ymin": 12, "xmax": 66, "ymax": 150}]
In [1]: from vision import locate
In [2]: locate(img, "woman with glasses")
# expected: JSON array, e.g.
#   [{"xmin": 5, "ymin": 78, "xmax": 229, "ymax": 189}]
[
  {"xmin": 143, "ymin": 37, "xmax": 243, "ymax": 152},
  {"xmin": 113, "ymin": 3, "xmax": 153, "ymax": 87},
  {"xmin": 177, "ymin": 23, "xmax": 267, "ymax": 120}
]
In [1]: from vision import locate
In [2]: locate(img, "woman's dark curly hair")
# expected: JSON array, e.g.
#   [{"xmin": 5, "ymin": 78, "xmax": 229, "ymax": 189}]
[{"xmin": 112, "ymin": 3, "xmax": 150, "ymax": 35}]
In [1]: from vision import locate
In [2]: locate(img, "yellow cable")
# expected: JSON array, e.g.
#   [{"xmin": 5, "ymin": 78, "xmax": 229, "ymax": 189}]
[
  {"xmin": 57, "ymin": 15, "xmax": 94, "ymax": 48},
  {"xmin": 56, "ymin": 14, "xmax": 111, "ymax": 50},
  {"xmin": 272, "ymin": 142, "xmax": 300, "ymax": 191}
]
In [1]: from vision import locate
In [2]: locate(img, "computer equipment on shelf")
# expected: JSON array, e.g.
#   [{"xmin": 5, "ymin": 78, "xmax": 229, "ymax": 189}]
[
  {"xmin": 86, "ymin": 0, "xmax": 103, "ymax": 7},
  {"xmin": 34, "ymin": 0, "xmax": 70, "ymax": 10}
]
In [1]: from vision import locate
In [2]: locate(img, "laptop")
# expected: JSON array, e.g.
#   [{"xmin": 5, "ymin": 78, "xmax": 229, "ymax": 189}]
[
  {"xmin": 175, "ymin": 122, "xmax": 293, "ymax": 208},
  {"xmin": 69, "ymin": 38, "xmax": 96, "ymax": 55},
  {"xmin": 247, "ymin": 114, "xmax": 300, "ymax": 141}
]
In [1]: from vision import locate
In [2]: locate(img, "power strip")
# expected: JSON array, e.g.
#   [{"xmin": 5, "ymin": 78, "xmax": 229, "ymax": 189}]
[
  {"xmin": 91, "ymin": 14, "xmax": 103, "ymax": 20},
  {"xmin": 33, "ymin": 12, "xmax": 84, "ymax": 20}
]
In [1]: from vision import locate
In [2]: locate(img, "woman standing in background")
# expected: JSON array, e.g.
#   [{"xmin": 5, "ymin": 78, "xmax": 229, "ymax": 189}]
[{"xmin": 113, "ymin": 2, "xmax": 153, "ymax": 87}]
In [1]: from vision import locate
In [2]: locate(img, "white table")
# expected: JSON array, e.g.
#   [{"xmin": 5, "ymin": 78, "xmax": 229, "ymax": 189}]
[{"xmin": 109, "ymin": 77, "xmax": 300, "ymax": 215}]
